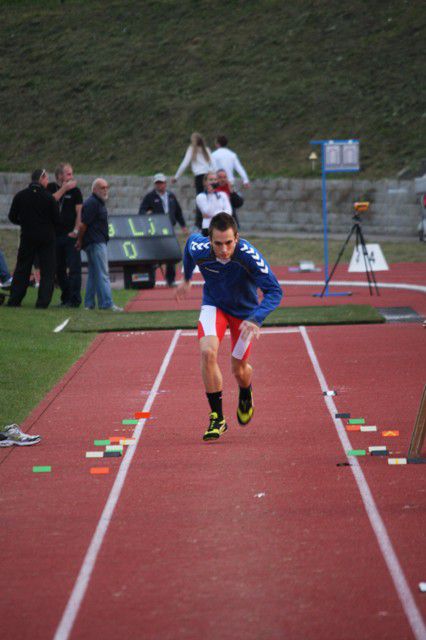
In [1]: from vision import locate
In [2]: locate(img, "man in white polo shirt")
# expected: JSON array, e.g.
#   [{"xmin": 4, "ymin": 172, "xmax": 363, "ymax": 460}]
[{"xmin": 212, "ymin": 135, "xmax": 250, "ymax": 187}]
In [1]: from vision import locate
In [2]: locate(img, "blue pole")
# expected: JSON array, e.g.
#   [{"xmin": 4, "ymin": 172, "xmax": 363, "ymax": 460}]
[{"xmin": 321, "ymin": 143, "xmax": 330, "ymax": 296}]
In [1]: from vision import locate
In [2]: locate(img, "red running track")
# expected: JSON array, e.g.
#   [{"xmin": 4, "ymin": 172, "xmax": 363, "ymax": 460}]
[
  {"xmin": 125, "ymin": 262, "xmax": 426, "ymax": 316},
  {"xmin": 1, "ymin": 323, "xmax": 425, "ymax": 639}
]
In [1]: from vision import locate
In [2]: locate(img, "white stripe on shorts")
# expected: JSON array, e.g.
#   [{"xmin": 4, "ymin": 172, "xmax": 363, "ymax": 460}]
[
  {"xmin": 232, "ymin": 332, "xmax": 251, "ymax": 360},
  {"xmin": 199, "ymin": 305, "xmax": 218, "ymax": 336}
]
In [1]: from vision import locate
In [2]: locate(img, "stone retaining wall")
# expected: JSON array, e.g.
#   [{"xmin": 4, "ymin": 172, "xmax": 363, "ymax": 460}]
[{"xmin": 0, "ymin": 172, "xmax": 421, "ymax": 238}]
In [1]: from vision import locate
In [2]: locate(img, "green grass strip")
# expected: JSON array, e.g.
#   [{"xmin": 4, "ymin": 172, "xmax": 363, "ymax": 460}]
[
  {"xmin": 348, "ymin": 418, "xmax": 366, "ymax": 425},
  {"xmin": 67, "ymin": 304, "xmax": 384, "ymax": 333},
  {"xmin": 33, "ymin": 466, "xmax": 52, "ymax": 473}
]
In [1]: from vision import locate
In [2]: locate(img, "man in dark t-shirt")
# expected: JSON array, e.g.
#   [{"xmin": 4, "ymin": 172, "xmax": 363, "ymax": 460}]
[{"xmin": 47, "ymin": 162, "xmax": 83, "ymax": 307}]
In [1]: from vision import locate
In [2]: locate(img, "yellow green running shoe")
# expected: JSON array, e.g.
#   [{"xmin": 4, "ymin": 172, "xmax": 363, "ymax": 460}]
[
  {"xmin": 203, "ymin": 412, "xmax": 228, "ymax": 441},
  {"xmin": 237, "ymin": 390, "xmax": 254, "ymax": 426}
]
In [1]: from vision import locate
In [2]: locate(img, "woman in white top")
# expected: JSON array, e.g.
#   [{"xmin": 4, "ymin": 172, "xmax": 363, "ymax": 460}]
[
  {"xmin": 196, "ymin": 172, "xmax": 232, "ymax": 236},
  {"xmin": 172, "ymin": 132, "xmax": 214, "ymax": 195}
]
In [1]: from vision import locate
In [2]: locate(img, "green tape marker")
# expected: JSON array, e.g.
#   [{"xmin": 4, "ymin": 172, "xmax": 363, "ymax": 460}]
[
  {"xmin": 347, "ymin": 449, "xmax": 366, "ymax": 456},
  {"xmin": 94, "ymin": 439, "xmax": 110, "ymax": 446},
  {"xmin": 33, "ymin": 466, "xmax": 52, "ymax": 473},
  {"xmin": 347, "ymin": 418, "xmax": 365, "ymax": 425},
  {"xmin": 122, "ymin": 419, "xmax": 138, "ymax": 425}
]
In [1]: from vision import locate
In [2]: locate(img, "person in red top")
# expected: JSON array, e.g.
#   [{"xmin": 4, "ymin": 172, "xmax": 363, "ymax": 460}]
[{"xmin": 215, "ymin": 168, "xmax": 244, "ymax": 228}]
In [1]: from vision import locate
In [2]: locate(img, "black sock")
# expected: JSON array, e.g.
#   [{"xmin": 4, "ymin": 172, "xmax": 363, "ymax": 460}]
[
  {"xmin": 206, "ymin": 391, "xmax": 223, "ymax": 419},
  {"xmin": 239, "ymin": 384, "xmax": 252, "ymax": 402}
]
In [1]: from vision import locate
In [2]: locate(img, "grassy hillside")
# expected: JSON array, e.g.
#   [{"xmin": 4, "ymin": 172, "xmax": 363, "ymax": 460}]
[{"xmin": 0, "ymin": 0, "xmax": 424, "ymax": 178}]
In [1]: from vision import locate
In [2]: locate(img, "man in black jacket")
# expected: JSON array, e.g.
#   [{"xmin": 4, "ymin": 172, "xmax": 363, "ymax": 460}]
[
  {"xmin": 8, "ymin": 169, "xmax": 60, "ymax": 308},
  {"xmin": 138, "ymin": 173, "xmax": 188, "ymax": 286},
  {"xmin": 47, "ymin": 162, "xmax": 83, "ymax": 307}
]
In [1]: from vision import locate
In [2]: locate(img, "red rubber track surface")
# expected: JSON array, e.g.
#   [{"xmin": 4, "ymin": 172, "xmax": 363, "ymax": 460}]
[
  {"xmin": 1, "ymin": 323, "xmax": 425, "ymax": 639},
  {"xmin": 126, "ymin": 263, "xmax": 426, "ymax": 316}
]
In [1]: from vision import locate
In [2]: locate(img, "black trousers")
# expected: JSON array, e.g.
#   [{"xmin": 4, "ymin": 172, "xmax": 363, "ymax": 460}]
[
  {"xmin": 56, "ymin": 234, "xmax": 82, "ymax": 306},
  {"xmin": 194, "ymin": 174, "xmax": 206, "ymax": 230},
  {"xmin": 8, "ymin": 233, "xmax": 56, "ymax": 308}
]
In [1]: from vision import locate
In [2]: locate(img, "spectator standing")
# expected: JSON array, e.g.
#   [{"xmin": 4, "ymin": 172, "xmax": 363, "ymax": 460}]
[
  {"xmin": 47, "ymin": 162, "xmax": 83, "ymax": 307},
  {"xmin": 212, "ymin": 135, "xmax": 250, "ymax": 187},
  {"xmin": 7, "ymin": 169, "xmax": 60, "ymax": 308},
  {"xmin": 172, "ymin": 132, "xmax": 214, "ymax": 230},
  {"xmin": 76, "ymin": 178, "xmax": 122, "ymax": 311},
  {"xmin": 195, "ymin": 172, "xmax": 232, "ymax": 236},
  {"xmin": 0, "ymin": 250, "xmax": 13, "ymax": 288},
  {"xmin": 139, "ymin": 173, "xmax": 188, "ymax": 286},
  {"xmin": 216, "ymin": 169, "xmax": 244, "ymax": 228}
]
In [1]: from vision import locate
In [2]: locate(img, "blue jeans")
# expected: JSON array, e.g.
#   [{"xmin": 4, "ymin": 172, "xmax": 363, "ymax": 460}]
[
  {"xmin": 0, "ymin": 250, "xmax": 11, "ymax": 282},
  {"xmin": 84, "ymin": 242, "xmax": 113, "ymax": 309}
]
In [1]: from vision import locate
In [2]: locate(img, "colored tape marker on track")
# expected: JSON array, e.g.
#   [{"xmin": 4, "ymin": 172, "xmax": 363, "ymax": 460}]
[
  {"xmin": 109, "ymin": 436, "xmax": 128, "ymax": 443},
  {"xmin": 360, "ymin": 425, "xmax": 377, "ymax": 432},
  {"xmin": 369, "ymin": 445, "xmax": 387, "ymax": 452},
  {"xmin": 120, "ymin": 438, "xmax": 136, "ymax": 445},
  {"xmin": 33, "ymin": 466, "xmax": 51, "ymax": 473},
  {"xmin": 94, "ymin": 440, "xmax": 110, "ymax": 446},
  {"xmin": 347, "ymin": 449, "xmax": 366, "ymax": 456},
  {"xmin": 348, "ymin": 418, "xmax": 365, "ymax": 425},
  {"xmin": 86, "ymin": 452, "xmax": 103, "ymax": 458},
  {"xmin": 105, "ymin": 445, "xmax": 123, "ymax": 452},
  {"xmin": 134, "ymin": 411, "xmax": 151, "ymax": 419},
  {"xmin": 90, "ymin": 467, "xmax": 109, "ymax": 475},
  {"xmin": 104, "ymin": 451, "xmax": 122, "ymax": 458},
  {"xmin": 122, "ymin": 419, "xmax": 138, "ymax": 425},
  {"xmin": 336, "ymin": 413, "xmax": 350, "ymax": 419},
  {"xmin": 382, "ymin": 430, "xmax": 400, "ymax": 437},
  {"xmin": 346, "ymin": 425, "xmax": 360, "ymax": 432},
  {"xmin": 388, "ymin": 458, "xmax": 407, "ymax": 465},
  {"xmin": 407, "ymin": 457, "xmax": 426, "ymax": 464}
]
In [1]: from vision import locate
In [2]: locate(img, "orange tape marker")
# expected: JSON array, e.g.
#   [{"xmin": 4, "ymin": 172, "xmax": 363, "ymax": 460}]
[
  {"xmin": 382, "ymin": 430, "xmax": 400, "ymax": 437},
  {"xmin": 90, "ymin": 467, "xmax": 110, "ymax": 475},
  {"xmin": 134, "ymin": 411, "xmax": 151, "ymax": 419},
  {"xmin": 109, "ymin": 436, "xmax": 128, "ymax": 443},
  {"xmin": 346, "ymin": 425, "xmax": 361, "ymax": 432}
]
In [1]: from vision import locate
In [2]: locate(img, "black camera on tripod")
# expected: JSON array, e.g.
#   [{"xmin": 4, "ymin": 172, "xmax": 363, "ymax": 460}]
[
  {"xmin": 319, "ymin": 199, "xmax": 379, "ymax": 297},
  {"xmin": 352, "ymin": 201, "xmax": 370, "ymax": 220}
]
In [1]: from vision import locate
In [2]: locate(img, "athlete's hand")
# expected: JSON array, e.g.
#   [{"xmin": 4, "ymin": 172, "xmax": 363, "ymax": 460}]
[
  {"xmin": 239, "ymin": 320, "xmax": 260, "ymax": 341},
  {"xmin": 175, "ymin": 280, "xmax": 191, "ymax": 301}
]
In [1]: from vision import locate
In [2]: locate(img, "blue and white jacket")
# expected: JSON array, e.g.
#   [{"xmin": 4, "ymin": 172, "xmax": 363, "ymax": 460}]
[{"xmin": 183, "ymin": 233, "xmax": 283, "ymax": 326}]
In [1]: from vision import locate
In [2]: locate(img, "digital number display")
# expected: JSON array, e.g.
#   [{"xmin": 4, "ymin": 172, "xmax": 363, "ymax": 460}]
[
  {"xmin": 108, "ymin": 215, "xmax": 173, "ymax": 239},
  {"xmin": 81, "ymin": 214, "xmax": 182, "ymax": 266},
  {"xmin": 107, "ymin": 237, "xmax": 182, "ymax": 264}
]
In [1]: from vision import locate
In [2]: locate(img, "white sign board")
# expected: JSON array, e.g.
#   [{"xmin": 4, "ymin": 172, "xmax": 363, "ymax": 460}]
[
  {"xmin": 348, "ymin": 243, "xmax": 389, "ymax": 272},
  {"xmin": 324, "ymin": 140, "xmax": 359, "ymax": 172}
]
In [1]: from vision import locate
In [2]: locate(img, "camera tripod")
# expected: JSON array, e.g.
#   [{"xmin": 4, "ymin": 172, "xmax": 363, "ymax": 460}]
[{"xmin": 320, "ymin": 212, "xmax": 380, "ymax": 297}]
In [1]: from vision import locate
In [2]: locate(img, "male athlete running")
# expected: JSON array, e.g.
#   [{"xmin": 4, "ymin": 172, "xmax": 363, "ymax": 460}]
[{"xmin": 175, "ymin": 212, "xmax": 282, "ymax": 441}]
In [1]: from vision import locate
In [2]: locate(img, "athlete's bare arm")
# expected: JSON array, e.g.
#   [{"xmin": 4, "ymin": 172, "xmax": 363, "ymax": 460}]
[
  {"xmin": 239, "ymin": 319, "xmax": 260, "ymax": 341},
  {"xmin": 175, "ymin": 279, "xmax": 192, "ymax": 301}
]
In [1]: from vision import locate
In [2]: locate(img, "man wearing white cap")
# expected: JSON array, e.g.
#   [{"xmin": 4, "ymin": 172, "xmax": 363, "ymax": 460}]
[{"xmin": 138, "ymin": 173, "xmax": 188, "ymax": 286}]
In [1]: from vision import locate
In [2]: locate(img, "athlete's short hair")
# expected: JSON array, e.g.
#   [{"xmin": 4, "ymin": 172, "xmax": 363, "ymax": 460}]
[{"xmin": 209, "ymin": 212, "xmax": 238, "ymax": 238}]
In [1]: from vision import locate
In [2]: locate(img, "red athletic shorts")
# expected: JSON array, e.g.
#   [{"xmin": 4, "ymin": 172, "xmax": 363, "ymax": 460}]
[{"xmin": 197, "ymin": 305, "xmax": 252, "ymax": 361}]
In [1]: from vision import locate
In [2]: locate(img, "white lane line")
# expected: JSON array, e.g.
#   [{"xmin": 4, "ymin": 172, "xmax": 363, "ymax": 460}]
[
  {"xmin": 181, "ymin": 327, "xmax": 299, "ymax": 337},
  {"xmin": 53, "ymin": 329, "xmax": 182, "ymax": 640},
  {"xmin": 298, "ymin": 325, "xmax": 426, "ymax": 640},
  {"xmin": 158, "ymin": 279, "xmax": 426, "ymax": 294},
  {"xmin": 53, "ymin": 318, "xmax": 70, "ymax": 333}
]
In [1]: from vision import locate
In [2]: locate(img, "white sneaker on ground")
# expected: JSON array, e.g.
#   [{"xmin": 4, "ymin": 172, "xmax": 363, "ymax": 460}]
[{"xmin": 0, "ymin": 424, "xmax": 41, "ymax": 447}]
